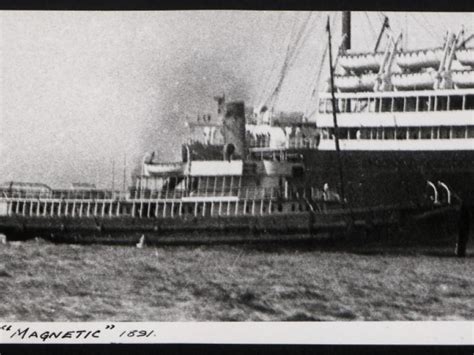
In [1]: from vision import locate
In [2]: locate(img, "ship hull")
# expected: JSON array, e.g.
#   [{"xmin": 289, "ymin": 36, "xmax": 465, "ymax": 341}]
[{"xmin": 300, "ymin": 149, "xmax": 474, "ymax": 208}]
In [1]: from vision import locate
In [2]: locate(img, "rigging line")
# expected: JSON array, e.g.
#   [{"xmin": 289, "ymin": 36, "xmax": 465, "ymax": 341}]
[
  {"xmin": 266, "ymin": 12, "xmax": 313, "ymax": 108},
  {"xmin": 287, "ymin": 12, "xmax": 318, "ymax": 67},
  {"xmin": 258, "ymin": 14, "xmax": 294, "ymax": 108},
  {"xmin": 414, "ymin": 13, "xmax": 438, "ymax": 42},
  {"xmin": 359, "ymin": 13, "xmax": 372, "ymax": 51},
  {"xmin": 296, "ymin": 15, "xmax": 326, "ymax": 111},
  {"xmin": 254, "ymin": 12, "xmax": 283, "ymax": 106},
  {"xmin": 435, "ymin": 14, "xmax": 454, "ymax": 32},
  {"xmin": 285, "ymin": 12, "xmax": 322, "ymax": 86},
  {"xmin": 304, "ymin": 40, "xmax": 328, "ymax": 118},
  {"xmin": 254, "ymin": 14, "xmax": 282, "ymax": 102},
  {"xmin": 305, "ymin": 14, "xmax": 337, "ymax": 119},
  {"xmin": 273, "ymin": 12, "xmax": 319, "ymax": 108},
  {"xmin": 364, "ymin": 11, "xmax": 377, "ymax": 43},
  {"xmin": 303, "ymin": 15, "xmax": 329, "ymax": 116}
]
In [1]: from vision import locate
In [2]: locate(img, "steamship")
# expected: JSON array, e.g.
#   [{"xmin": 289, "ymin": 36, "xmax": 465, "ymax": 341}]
[
  {"xmin": 179, "ymin": 12, "xmax": 474, "ymax": 209},
  {"xmin": 0, "ymin": 12, "xmax": 470, "ymax": 250}
]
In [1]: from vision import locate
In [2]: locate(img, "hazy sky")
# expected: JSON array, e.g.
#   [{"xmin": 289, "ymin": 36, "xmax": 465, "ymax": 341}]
[{"xmin": 0, "ymin": 11, "xmax": 472, "ymax": 188}]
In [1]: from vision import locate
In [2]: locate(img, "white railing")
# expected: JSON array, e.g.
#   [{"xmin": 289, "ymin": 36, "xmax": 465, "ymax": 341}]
[{"xmin": 0, "ymin": 186, "xmax": 331, "ymax": 219}]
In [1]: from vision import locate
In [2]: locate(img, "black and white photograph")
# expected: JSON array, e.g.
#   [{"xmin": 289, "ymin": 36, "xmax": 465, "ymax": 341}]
[{"xmin": 0, "ymin": 9, "xmax": 473, "ymax": 329}]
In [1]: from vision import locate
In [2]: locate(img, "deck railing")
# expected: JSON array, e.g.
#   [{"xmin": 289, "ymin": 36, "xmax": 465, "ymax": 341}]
[{"xmin": 0, "ymin": 187, "xmax": 334, "ymax": 219}]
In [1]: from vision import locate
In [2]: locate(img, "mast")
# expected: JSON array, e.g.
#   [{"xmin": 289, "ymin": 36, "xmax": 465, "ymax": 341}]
[
  {"xmin": 326, "ymin": 17, "xmax": 346, "ymax": 206},
  {"xmin": 341, "ymin": 11, "xmax": 351, "ymax": 51},
  {"xmin": 122, "ymin": 153, "xmax": 127, "ymax": 192}
]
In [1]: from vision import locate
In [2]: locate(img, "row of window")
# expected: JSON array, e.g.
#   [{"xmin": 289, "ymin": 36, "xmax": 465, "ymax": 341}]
[
  {"xmin": 319, "ymin": 94, "xmax": 474, "ymax": 114},
  {"xmin": 320, "ymin": 126, "xmax": 474, "ymax": 140}
]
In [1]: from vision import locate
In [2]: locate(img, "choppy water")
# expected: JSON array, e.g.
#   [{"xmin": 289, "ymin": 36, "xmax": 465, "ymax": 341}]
[{"xmin": 0, "ymin": 238, "xmax": 473, "ymax": 321}]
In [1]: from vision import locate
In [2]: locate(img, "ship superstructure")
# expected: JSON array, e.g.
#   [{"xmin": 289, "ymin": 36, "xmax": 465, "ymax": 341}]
[{"xmin": 183, "ymin": 13, "xmax": 474, "ymax": 208}]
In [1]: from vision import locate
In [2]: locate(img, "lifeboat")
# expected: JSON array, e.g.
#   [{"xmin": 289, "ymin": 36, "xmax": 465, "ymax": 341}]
[
  {"xmin": 144, "ymin": 162, "xmax": 185, "ymax": 176},
  {"xmin": 396, "ymin": 48, "xmax": 443, "ymax": 71},
  {"xmin": 455, "ymin": 48, "xmax": 474, "ymax": 67},
  {"xmin": 391, "ymin": 72, "xmax": 436, "ymax": 90},
  {"xmin": 332, "ymin": 73, "xmax": 377, "ymax": 92},
  {"xmin": 339, "ymin": 52, "xmax": 383, "ymax": 73},
  {"xmin": 452, "ymin": 70, "xmax": 474, "ymax": 88}
]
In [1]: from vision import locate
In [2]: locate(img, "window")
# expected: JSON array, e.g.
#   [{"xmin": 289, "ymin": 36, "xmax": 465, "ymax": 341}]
[
  {"xmin": 338, "ymin": 128, "xmax": 349, "ymax": 139},
  {"xmin": 408, "ymin": 127, "xmax": 420, "ymax": 139},
  {"xmin": 467, "ymin": 126, "xmax": 474, "ymax": 138},
  {"xmin": 381, "ymin": 98, "xmax": 392, "ymax": 112},
  {"xmin": 450, "ymin": 96, "xmax": 463, "ymax": 111},
  {"xmin": 396, "ymin": 127, "xmax": 407, "ymax": 140},
  {"xmin": 418, "ymin": 97, "xmax": 430, "ymax": 111},
  {"xmin": 421, "ymin": 127, "xmax": 432, "ymax": 139},
  {"xmin": 348, "ymin": 128, "xmax": 358, "ymax": 140},
  {"xmin": 376, "ymin": 127, "xmax": 384, "ymax": 140},
  {"xmin": 406, "ymin": 97, "xmax": 417, "ymax": 112},
  {"xmin": 452, "ymin": 126, "xmax": 466, "ymax": 139},
  {"xmin": 357, "ymin": 98, "xmax": 369, "ymax": 113},
  {"xmin": 385, "ymin": 127, "xmax": 395, "ymax": 140},
  {"xmin": 437, "ymin": 96, "xmax": 448, "ymax": 111},
  {"xmin": 360, "ymin": 128, "xmax": 371, "ymax": 139},
  {"xmin": 465, "ymin": 95, "xmax": 474, "ymax": 110},
  {"xmin": 393, "ymin": 97, "xmax": 404, "ymax": 112},
  {"xmin": 439, "ymin": 126, "xmax": 450, "ymax": 139}
]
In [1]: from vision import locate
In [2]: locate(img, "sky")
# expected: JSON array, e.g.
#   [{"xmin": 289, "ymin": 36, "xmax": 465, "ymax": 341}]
[{"xmin": 0, "ymin": 11, "xmax": 472, "ymax": 188}]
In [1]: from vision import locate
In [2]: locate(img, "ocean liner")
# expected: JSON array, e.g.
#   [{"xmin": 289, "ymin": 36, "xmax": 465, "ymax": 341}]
[
  {"xmin": 181, "ymin": 12, "xmax": 474, "ymax": 209},
  {"xmin": 0, "ymin": 12, "xmax": 470, "ymax": 252}
]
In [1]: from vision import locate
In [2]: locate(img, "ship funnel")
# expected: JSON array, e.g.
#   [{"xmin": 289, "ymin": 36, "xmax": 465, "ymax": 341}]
[{"xmin": 223, "ymin": 101, "xmax": 246, "ymax": 161}]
